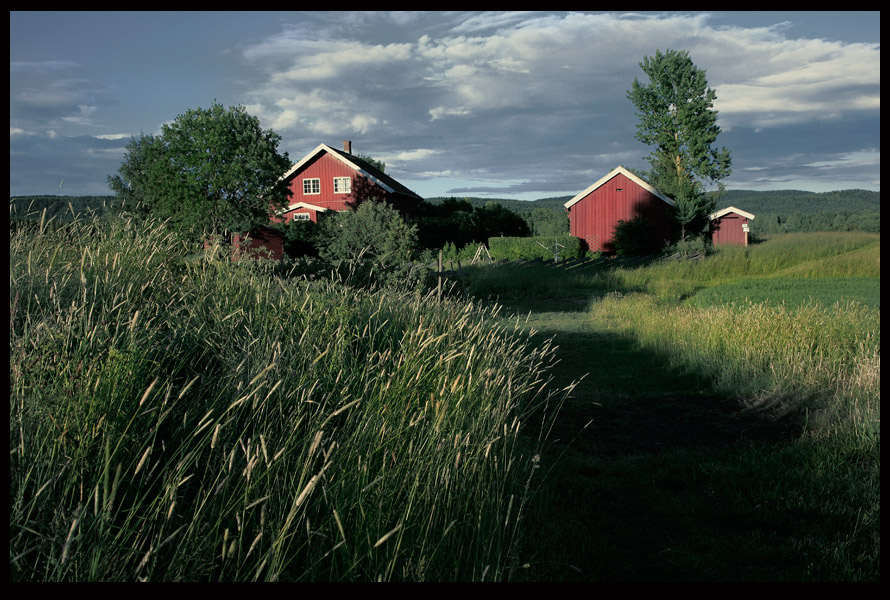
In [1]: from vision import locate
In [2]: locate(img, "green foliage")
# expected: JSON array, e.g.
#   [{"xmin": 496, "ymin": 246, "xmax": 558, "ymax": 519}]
[
  {"xmin": 718, "ymin": 188, "xmax": 880, "ymax": 215},
  {"xmin": 414, "ymin": 198, "xmax": 531, "ymax": 250},
  {"xmin": 662, "ymin": 233, "xmax": 713, "ymax": 257},
  {"xmin": 627, "ymin": 49, "xmax": 732, "ymax": 238},
  {"xmin": 315, "ymin": 200, "xmax": 418, "ymax": 265},
  {"xmin": 488, "ymin": 234, "xmax": 584, "ymax": 261},
  {"xmin": 612, "ymin": 216, "xmax": 668, "ymax": 256},
  {"xmin": 107, "ymin": 102, "xmax": 291, "ymax": 237},
  {"xmin": 527, "ymin": 206, "xmax": 569, "ymax": 236}
]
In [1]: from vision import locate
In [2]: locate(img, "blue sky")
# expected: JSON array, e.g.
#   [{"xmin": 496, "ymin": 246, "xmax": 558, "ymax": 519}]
[{"xmin": 10, "ymin": 11, "xmax": 881, "ymax": 200}]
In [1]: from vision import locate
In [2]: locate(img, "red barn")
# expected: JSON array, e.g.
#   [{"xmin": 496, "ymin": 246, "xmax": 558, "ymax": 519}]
[
  {"xmin": 564, "ymin": 166, "xmax": 675, "ymax": 254},
  {"xmin": 708, "ymin": 206, "xmax": 755, "ymax": 246},
  {"xmin": 271, "ymin": 141, "xmax": 423, "ymax": 224}
]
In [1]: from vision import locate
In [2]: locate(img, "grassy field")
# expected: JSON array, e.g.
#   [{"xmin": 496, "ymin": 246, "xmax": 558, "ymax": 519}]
[
  {"xmin": 10, "ymin": 208, "xmax": 879, "ymax": 581},
  {"xmin": 464, "ymin": 232, "xmax": 880, "ymax": 581},
  {"xmin": 10, "ymin": 211, "xmax": 567, "ymax": 581}
]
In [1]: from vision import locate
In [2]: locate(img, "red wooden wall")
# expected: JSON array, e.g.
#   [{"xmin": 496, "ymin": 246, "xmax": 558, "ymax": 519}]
[
  {"xmin": 276, "ymin": 153, "xmax": 359, "ymax": 223},
  {"xmin": 567, "ymin": 172, "xmax": 673, "ymax": 253},
  {"xmin": 710, "ymin": 212, "xmax": 751, "ymax": 246}
]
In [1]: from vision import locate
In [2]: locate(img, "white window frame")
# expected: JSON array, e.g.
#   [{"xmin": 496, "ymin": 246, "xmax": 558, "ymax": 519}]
[
  {"xmin": 302, "ymin": 178, "xmax": 320, "ymax": 195},
  {"xmin": 333, "ymin": 176, "xmax": 351, "ymax": 194},
  {"xmin": 291, "ymin": 212, "xmax": 310, "ymax": 221}
]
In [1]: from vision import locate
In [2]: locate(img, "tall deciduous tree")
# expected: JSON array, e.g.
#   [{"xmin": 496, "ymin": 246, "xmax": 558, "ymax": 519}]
[
  {"xmin": 108, "ymin": 102, "xmax": 291, "ymax": 237},
  {"xmin": 626, "ymin": 49, "xmax": 732, "ymax": 239}
]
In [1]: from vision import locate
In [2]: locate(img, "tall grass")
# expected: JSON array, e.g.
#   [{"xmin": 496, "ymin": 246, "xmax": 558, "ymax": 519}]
[
  {"xmin": 10, "ymin": 210, "xmax": 565, "ymax": 581},
  {"xmin": 580, "ymin": 232, "xmax": 880, "ymax": 440},
  {"xmin": 587, "ymin": 293, "xmax": 879, "ymax": 438},
  {"xmin": 633, "ymin": 232, "xmax": 878, "ymax": 289}
]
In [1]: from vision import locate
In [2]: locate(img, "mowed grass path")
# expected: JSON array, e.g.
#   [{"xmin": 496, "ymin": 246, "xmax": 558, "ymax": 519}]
[
  {"xmin": 513, "ymin": 307, "xmax": 813, "ymax": 581},
  {"xmin": 473, "ymin": 238, "xmax": 879, "ymax": 581}
]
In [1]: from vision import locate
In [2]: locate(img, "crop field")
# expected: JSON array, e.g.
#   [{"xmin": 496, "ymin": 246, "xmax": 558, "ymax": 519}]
[{"xmin": 10, "ymin": 206, "xmax": 879, "ymax": 581}]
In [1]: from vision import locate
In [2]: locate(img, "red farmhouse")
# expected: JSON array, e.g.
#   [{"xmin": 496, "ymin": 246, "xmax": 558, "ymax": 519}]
[
  {"xmin": 564, "ymin": 166, "xmax": 675, "ymax": 254},
  {"xmin": 272, "ymin": 141, "xmax": 423, "ymax": 224},
  {"xmin": 709, "ymin": 206, "xmax": 755, "ymax": 247}
]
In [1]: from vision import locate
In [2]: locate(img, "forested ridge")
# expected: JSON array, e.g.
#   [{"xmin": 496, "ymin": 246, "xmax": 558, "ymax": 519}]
[{"xmin": 11, "ymin": 187, "xmax": 880, "ymax": 236}]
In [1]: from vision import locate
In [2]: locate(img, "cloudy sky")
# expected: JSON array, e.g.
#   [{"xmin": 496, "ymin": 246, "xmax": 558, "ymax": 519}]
[{"xmin": 10, "ymin": 11, "xmax": 881, "ymax": 200}]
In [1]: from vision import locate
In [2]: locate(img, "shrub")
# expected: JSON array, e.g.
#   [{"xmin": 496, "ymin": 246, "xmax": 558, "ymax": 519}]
[{"xmin": 611, "ymin": 216, "xmax": 665, "ymax": 256}]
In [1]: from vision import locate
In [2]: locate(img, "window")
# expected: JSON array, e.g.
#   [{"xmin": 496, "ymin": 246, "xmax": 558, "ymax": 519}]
[
  {"xmin": 333, "ymin": 177, "xmax": 351, "ymax": 194},
  {"xmin": 291, "ymin": 212, "xmax": 310, "ymax": 221},
  {"xmin": 302, "ymin": 178, "xmax": 320, "ymax": 195}
]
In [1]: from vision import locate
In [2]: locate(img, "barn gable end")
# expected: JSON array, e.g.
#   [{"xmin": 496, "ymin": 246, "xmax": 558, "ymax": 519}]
[
  {"xmin": 564, "ymin": 166, "xmax": 675, "ymax": 254},
  {"xmin": 709, "ymin": 206, "xmax": 755, "ymax": 246}
]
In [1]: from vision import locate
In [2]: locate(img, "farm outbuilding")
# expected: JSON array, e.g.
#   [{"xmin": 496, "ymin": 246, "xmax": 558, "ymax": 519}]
[
  {"xmin": 708, "ymin": 206, "xmax": 755, "ymax": 247},
  {"xmin": 202, "ymin": 226, "xmax": 286, "ymax": 261},
  {"xmin": 564, "ymin": 166, "xmax": 675, "ymax": 254},
  {"xmin": 271, "ymin": 141, "xmax": 423, "ymax": 224}
]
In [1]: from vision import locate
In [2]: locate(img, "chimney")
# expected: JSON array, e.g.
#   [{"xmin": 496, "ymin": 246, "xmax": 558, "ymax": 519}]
[{"xmin": 343, "ymin": 140, "xmax": 352, "ymax": 154}]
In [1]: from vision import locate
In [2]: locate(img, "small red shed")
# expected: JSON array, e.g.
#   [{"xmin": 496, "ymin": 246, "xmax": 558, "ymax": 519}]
[
  {"xmin": 271, "ymin": 141, "xmax": 423, "ymax": 224},
  {"xmin": 232, "ymin": 226, "xmax": 286, "ymax": 261},
  {"xmin": 202, "ymin": 226, "xmax": 286, "ymax": 261},
  {"xmin": 564, "ymin": 166, "xmax": 675, "ymax": 253},
  {"xmin": 708, "ymin": 206, "xmax": 755, "ymax": 247}
]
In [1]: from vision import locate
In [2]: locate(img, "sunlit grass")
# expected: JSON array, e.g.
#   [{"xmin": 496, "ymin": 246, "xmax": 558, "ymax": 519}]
[{"xmin": 587, "ymin": 293, "xmax": 880, "ymax": 438}]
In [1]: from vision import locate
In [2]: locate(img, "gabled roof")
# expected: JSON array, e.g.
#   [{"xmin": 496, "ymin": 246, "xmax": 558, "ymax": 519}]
[
  {"xmin": 280, "ymin": 143, "xmax": 423, "ymax": 200},
  {"xmin": 709, "ymin": 206, "xmax": 755, "ymax": 220},
  {"xmin": 564, "ymin": 166, "xmax": 675, "ymax": 209}
]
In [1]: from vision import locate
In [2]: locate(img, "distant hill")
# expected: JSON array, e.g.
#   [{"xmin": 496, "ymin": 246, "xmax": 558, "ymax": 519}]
[
  {"xmin": 715, "ymin": 189, "xmax": 879, "ymax": 215},
  {"xmin": 427, "ymin": 189, "xmax": 880, "ymax": 235},
  {"xmin": 428, "ymin": 188, "xmax": 880, "ymax": 215},
  {"xmin": 12, "ymin": 190, "xmax": 879, "ymax": 236}
]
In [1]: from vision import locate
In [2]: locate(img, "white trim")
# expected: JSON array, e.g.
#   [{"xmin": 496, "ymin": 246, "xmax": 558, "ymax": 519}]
[
  {"xmin": 281, "ymin": 201, "xmax": 329, "ymax": 213},
  {"xmin": 280, "ymin": 143, "xmax": 396, "ymax": 194},
  {"xmin": 564, "ymin": 166, "xmax": 675, "ymax": 210},
  {"xmin": 709, "ymin": 206, "xmax": 755, "ymax": 221}
]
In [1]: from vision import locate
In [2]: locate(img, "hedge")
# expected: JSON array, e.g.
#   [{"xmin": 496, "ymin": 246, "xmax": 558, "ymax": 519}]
[{"xmin": 487, "ymin": 235, "xmax": 584, "ymax": 261}]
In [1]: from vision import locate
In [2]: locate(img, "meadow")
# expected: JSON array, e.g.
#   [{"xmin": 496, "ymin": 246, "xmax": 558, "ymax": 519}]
[
  {"xmin": 464, "ymin": 231, "xmax": 880, "ymax": 580},
  {"xmin": 10, "ymin": 209, "xmax": 567, "ymax": 581},
  {"xmin": 10, "ymin": 202, "xmax": 880, "ymax": 581}
]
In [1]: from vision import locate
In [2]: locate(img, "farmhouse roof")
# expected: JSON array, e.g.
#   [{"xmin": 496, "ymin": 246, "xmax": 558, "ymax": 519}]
[
  {"xmin": 709, "ymin": 206, "xmax": 755, "ymax": 220},
  {"xmin": 563, "ymin": 166, "xmax": 675, "ymax": 209},
  {"xmin": 280, "ymin": 143, "xmax": 423, "ymax": 200}
]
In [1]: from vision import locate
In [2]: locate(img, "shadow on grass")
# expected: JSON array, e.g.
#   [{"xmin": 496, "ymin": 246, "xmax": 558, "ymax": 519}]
[{"xmin": 496, "ymin": 298, "xmax": 847, "ymax": 582}]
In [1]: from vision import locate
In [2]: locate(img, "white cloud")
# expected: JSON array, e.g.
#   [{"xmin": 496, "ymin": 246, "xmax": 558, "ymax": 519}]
[
  {"xmin": 350, "ymin": 114, "xmax": 379, "ymax": 134},
  {"xmin": 390, "ymin": 148, "xmax": 440, "ymax": 161}
]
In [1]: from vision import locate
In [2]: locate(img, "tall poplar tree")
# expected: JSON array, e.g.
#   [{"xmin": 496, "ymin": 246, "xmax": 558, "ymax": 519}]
[{"xmin": 626, "ymin": 49, "xmax": 732, "ymax": 239}]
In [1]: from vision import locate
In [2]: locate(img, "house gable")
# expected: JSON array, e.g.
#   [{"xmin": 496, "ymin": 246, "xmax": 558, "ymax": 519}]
[{"xmin": 273, "ymin": 142, "xmax": 422, "ymax": 225}]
